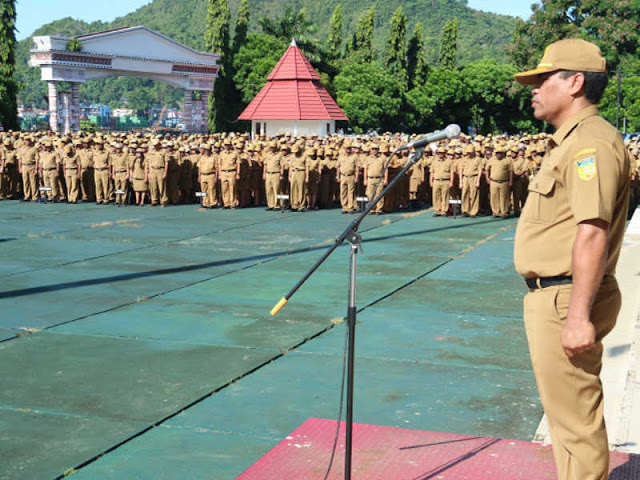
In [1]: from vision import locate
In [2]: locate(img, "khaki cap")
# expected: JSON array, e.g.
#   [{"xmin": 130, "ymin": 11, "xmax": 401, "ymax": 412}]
[{"xmin": 515, "ymin": 38, "xmax": 607, "ymax": 85}]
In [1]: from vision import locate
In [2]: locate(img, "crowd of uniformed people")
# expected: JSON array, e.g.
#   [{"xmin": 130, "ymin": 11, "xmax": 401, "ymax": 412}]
[{"xmin": 0, "ymin": 130, "xmax": 639, "ymax": 216}]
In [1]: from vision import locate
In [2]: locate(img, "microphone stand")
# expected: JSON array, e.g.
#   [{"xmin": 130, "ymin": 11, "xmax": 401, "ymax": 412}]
[{"xmin": 271, "ymin": 147, "xmax": 425, "ymax": 480}]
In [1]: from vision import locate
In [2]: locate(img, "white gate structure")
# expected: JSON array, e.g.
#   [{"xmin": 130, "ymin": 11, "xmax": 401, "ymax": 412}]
[{"xmin": 29, "ymin": 26, "xmax": 220, "ymax": 134}]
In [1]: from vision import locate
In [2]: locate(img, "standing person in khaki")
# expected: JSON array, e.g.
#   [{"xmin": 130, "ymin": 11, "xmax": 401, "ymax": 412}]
[
  {"xmin": 218, "ymin": 138, "xmax": 240, "ymax": 209},
  {"xmin": 198, "ymin": 144, "xmax": 219, "ymax": 209},
  {"xmin": 78, "ymin": 139, "xmax": 95, "ymax": 202},
  {"xmin": 484, "ymin": 145, "xmax": 513, "ymax": 217},
  {"xmin": 93, "ymin": 139, "xmax": 111, "ymax": 204},
  {"xmin": 429, "ymin": 146, "xmax": 454, "ymax": 216},
  {"xmin": 111, "ymin": 143, "xmax": 129, "ymax": 206},
  {"xmin": 263, "ymin": 141, "xmax": 283, "ymax": 210},
  {"xmin": 147, "ymin": 139, "xmax": 168, "ymax": 207},
  {"xmin": 18, "ymin": 136, "xmax": 39, "ymax": 201},
  {"xmin": 459, "ymin": 144, "xmax": 482, "ymax": 217},
  {"xmin": 511, "ymin": 145, "xmax": 532, "ymax": 216},
  {"xmin": 62, "ymin": 144, "xmax": 81, "ymax": 203},
  {"xmin": 337, "ymin": 143, "xmax": 358, "ymax": 213},
  {"xmin": 514, "ymin": 39, "xmax": 630, "ymax": 480},
  {"xmin": 364, "ymin": 143, "xmax": 388, "ymax": 214},
  {"xmin": 288, "ymin": 144, "xmax": 308, "ymax": 211},
  {"xmin": 39, "ymin": 141, "xmax": 61, "ymax": 202}
]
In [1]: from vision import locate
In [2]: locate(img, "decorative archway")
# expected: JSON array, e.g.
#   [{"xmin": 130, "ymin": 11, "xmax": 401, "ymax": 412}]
[{"xmin": 29, "ymin": 26, "xmax": 219, "ymax": 134}]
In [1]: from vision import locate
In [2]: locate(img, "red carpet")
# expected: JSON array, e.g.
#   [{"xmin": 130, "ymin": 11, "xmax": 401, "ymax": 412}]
[{"xmin": 238, "ymin": 418, "xmax": 637, "ymax": 479}]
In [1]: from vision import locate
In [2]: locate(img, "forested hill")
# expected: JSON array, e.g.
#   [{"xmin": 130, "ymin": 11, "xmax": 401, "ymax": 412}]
[{"xmin": 17, "ymin": 0, "xmax": 518, "ymax": 109}]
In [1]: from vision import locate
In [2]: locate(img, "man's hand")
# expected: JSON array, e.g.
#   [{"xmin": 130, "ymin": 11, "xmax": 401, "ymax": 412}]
[{"xmin": 562, "ymin": 316, "xmax": 596, "ymax": 357}]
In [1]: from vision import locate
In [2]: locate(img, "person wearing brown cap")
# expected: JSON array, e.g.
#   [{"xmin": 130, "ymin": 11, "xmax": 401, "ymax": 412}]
[
  {"xmin": 93, "ymin": 139, "xmax": 112, "ymax": 204},
  {"xmin": 510, "ymin": 145, "xmax": 533, "ymax": 216},
  {"xmin": 111, "ymin": 143, "xmax": 129, "ymax": 206},
  {"xmin": 17, "ymin": 136, "xmax": 39, "ymax": 201},
  {"xmin": 198, "ymin": 144, "xmax": 219, "ymax": 209},
  {"xmin": 458, "ymin": 144, "xmax": 482, "ymax": 217},
  {"xmin": 147, "ymin": 140, "xmax": 169, "ymax": 207},
  {"xmin": 62, "ymin": 144, "xmax": 81, "ymax": 203},
  {"xmin": 429, "ymin": 146, "xmax": 454, "ymax": 216},
  {"xmin": 263, "ymin": 141, "xmax": 283, "ymax": 210},
  {"xmin": 337, "ymin": 143, "xmax": 359, "ymax": 213},
  {"xmin": 130, "ymin": 148, "xmax": 149, "ymax": 206},
  {"xmin": 39, "ymin": 141, "xmax": 61, "ymax": 202},
  {"xmin": 484, "ymin": 145, "xmax": 513, "ymax": 217},
  {"xmin": 513, "ymin": 38, "xmax": 630, "ymax": 480},
  {"xmin": 288, "ymin": 144, "xmax": 308, "ymax": 211},
  {"xmin": 364, "ymin": 143, "xmax": 387, "ymax": 214},
  {"xmin": 217, "ymin": 139, "xmax": 240, "ymax": 208},
  {"xmin": 0, "ymin": 139, "xmax": 18, "ymax": 200},
  {"xmin": 77, "ymin": 139, "xmax": 95, "ymax": 202}
]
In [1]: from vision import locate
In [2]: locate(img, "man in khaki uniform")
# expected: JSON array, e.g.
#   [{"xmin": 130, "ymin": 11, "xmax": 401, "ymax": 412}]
[
  {"xmin": 218, "ymin": 138, "xmax": 240, "ymax": 208},
  {"xmin": 288, "ymin": 144, "xmax": 308, "ymax": 211},
  {"xmin": 0, "ymin": 139, "xmax": 18, "ymax": 199},
  {"xmin": 337, "ymin": 143, "xmax": 358, "ymax": 213},
  {"xmin": 263, "ymin": 141, "xmax": 283, "ymax": 210},
  {"xmin": 39, "ymin": 141, "xmax": 61, "ymax": 201},
  {"xmin": 429, "ymin": 146, "xmax": 454, "ymax": 216},
  {"xmin": 511, "ymin": 145, "xmax": 533, "ymax": 216},
  {"xmin": 62, "ymin": 144, "xmax": 81, "ymax": 203},
  {"xmin": 147, "ymin": 140, "xmax": 168, "ymax": 207},
  {"xmin": 484, "ymin": 145, "xmax": 513, "ymax": 217},
  {"xmin": 364, "ymin": 143, "xmax": 388, "ymax": 214},
  {"xmin": 93, "ymin": 139, "xmax": 111, "ymax": 204},
  {"xmin": 459, "ymin": 144, "xmax": 482, "ymax": 217},
  {"xmin": 78, "ymin": 140, "xmax": 95, "ymax": 202},
  {"xmin": 18, "ymin": 136, "xmax": 39, "ymax": 201},
  {"xmin": 514, "ymin": 39, "xmax": 630, "ymax": 480},
  {"xmin": 197, "ymin": 144, "xmax": 218, "ymax": 209},
  {"xmin": 111, "ymin": 143, "xmax": 129, "ymax": 206}
]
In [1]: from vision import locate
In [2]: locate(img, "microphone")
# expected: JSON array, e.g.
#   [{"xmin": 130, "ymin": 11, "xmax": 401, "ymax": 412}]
[{"xmin": 397, "ymin": 124, "xmax": 461, "ymax": 151}]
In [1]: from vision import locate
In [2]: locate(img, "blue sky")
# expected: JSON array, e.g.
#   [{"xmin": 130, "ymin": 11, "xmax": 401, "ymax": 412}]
[{"xmin": 16, "ymin": 0, "xmax": 539, "ymax": 41}]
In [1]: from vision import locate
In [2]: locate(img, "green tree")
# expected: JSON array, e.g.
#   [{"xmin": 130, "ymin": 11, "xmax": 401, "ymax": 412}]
[
  {"xmin": 233, "ymin": 0, "xmax": 250, "ymax": 53},
  {"xmin": 334, "ymin": 61, "xmax": 404, "ymax": 133},
  {"xmin": 510, "ymin": 0, "xmax": 640, "ymax": 69},
  {"xmin": 439, "ymin": 18, "xmax": 458, "ymax": 70},
  {"xmin": 233, "ymin": 34, "xmax": 288, "ymax": 103},
  {"xmin": 352, "ymin": 6, "xmax": 375, "ymax": 63},
  {"xmin": 386, "ymin": 7, "xmax": 408, "ymax": 87},
  {"xmin": 0, "ymin": 0, "xmax": 18, "ymax": 130},
  {"xmin": 407, "ymin": 22, "xmax": 428, "ymax": 90},
  {"xmin": 601, "ymin": 74, "xmax": 640, "ymax": 133},
  {"xmin": 327, "ymin": 5, "xmax": 343, "ymax": 60},
  {"xmin": 206, "ymin": 0, "xmax": 231, "ymax": 132}
]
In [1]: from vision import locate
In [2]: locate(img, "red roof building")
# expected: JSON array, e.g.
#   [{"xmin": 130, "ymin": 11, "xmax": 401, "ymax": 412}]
[{"xmin": 239, "ymin": 40, "xmax": 348, "ymax": 138}]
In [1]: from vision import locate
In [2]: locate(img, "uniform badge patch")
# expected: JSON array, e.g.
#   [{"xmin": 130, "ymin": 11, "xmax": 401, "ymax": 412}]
[{"xmin": 577, "ymin": 157, "xmax": 596, "ymax": 181}]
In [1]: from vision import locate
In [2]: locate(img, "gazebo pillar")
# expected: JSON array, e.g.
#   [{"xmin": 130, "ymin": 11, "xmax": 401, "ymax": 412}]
[
  {"xmin": 183, "ymin": 89, "xmax": 194, "ymax": 133},
  {"xmin": 200, "ymin": 92, "xmax": 209, "ymax": 134},
  {"xmin": 71, "ymin": 83, "xmax": 81, "ymax": 133},
  {"xmin": 60, "ymin": 92, "xmax": 71, "ymax": 135},
  {"xmin": 47, "ymin": 81, "xmax": 59, "ymax": 132}
]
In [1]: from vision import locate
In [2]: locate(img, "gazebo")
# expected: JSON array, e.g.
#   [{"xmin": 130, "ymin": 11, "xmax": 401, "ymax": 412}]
[{"xmin": 238, "ymin": 40, "xmax": 348, "ymax": 138}]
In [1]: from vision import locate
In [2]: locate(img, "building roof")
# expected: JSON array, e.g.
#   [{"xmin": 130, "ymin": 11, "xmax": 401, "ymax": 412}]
[{"xmin": 239, "ymin": 41, "xmax": 348, "ymax": 122}]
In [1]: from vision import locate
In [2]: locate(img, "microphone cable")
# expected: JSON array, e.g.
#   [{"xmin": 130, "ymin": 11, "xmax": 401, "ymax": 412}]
[{"xmin": 321, "ymin": 317, "xmax": 350, "ymax": 480}]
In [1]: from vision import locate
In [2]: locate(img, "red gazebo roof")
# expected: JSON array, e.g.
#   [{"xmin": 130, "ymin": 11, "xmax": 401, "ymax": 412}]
[{"xmin": 238, "ymin": 41, "xmax": 348, "ymax": 122}]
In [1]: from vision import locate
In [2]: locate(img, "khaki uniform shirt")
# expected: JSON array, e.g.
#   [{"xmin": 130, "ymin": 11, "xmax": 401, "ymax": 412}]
[
  {"xmin": 486, "ymin": 156, "xmax": 512, "ymax": 181},
  {"xmin": 40, "ymin": 151, "xmax": 59, "ymax": 171},
  {"xmin": 460, "ymin": 156, "xmax": 482, "ymax": 176},
  {"xmin": 63, "ymin": 153, "xmax": 80, "ymax": 170},
  {"xmin": 219, "ymin": 150, "xmax": 239, "ymax": 171},
  {"xmin": 199, "ymin": 155, "xmax": 217, "ymax": 175},
  {"xmin": 93, "ymin": 151, "xmax": 111, "ymax": 170},
  {"xmin": 18, "ymin": 146, "xmax": 38, "ymax": 167},
  {"xmin": 431, "ymin": 157, "xmax": 453, "ymax": 180},
  {"xmin": 338, "ymin": 154, "xmax": 357, "ymax": 176},
  {"xmin": 366, "ymin": 155, "xmax": 385, "ymax": 178},
  {"xmin": 264, "ymin": 152, "xmax": 282, "ymax": 173},
  {"xmin": 514, "ymin": 106, "xmax": 630, "ymax": 278}
]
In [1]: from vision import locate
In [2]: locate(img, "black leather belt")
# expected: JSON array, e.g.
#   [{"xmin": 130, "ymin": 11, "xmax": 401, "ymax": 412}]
[
  {"xmin": 95, "ymin": 167, "xmax": 108, "ymax": 171},
  {"xmin": 267, "ymin": 171, "xmax": 280, "ymax": 174},
  {"xmin": 341, "ymin": 173, "xmax": 354, "ymax": 177},
  {"xmin": 491, "ymin": 179, "xmax": 507, "ymax": 183},
  {"xmin": 222, "ymin": 169, "xmax": 236, "ymax": 172},
  {"xmin": 293, "ymin": 169, "xmax": 305, "ymax": 172},
  {"xmin": 463, "ymin": 174, "xmax": 478, "ymax": 177},
  {"xmin": 368, "ymin": 176, "xmax": 381, "ymax": 179},
  {"xmin": 525, "ymin": 276, "xmax": 573, "ymax": 290},
  {"xmin": 152, "ymin": 167, "xmax": 164, "ymax": 170},
  {"xmin": 43, "ymin": 168, "xmax": 57, "ymax": 171},
  {"xmin": 116, "ymin": 170, "xmax": 126, "ymax": 173}
]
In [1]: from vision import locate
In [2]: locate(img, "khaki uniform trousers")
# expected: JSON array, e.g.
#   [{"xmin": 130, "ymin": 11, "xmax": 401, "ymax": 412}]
[
  {"xmin": 149, "ymin": 168, "xmax": 168, "ymax": 205},
  {"xmin": 81, "ymin": 168, "xmax": 95, "ymax": 201},
  {"xmin": 22, "ymin": 166, "xmax": 37, "ymax": 201},
  {"xmin": 524, "ymin": 277, "xmax": 620, "ymax": 480},
  {"xmin": 114, "ymin": 172, "xmax": 128, "ymax": 204},
  {"xmin": 200, "ymin": 173, "xmax": 218, "ymax": 207},
  {"xmin": 512, "ymin": 176, "xmax": 529, "ymax": 215},
  {"xmin": 489, "ymin": 181, "xmax": 510, "ymax": 216},
  {"xmin": 265, "ymin": 173, "xmax": 281, "ymax": 209},
  {"xmin": 42, "ymin": 169, "xmax": 60, "ymax": 200},
  {"xmin": 94, "ymin": 169, "xmax": 110, "ymax": 203},
  {"xmin": 220, "ymin": 171, "xmax": 237, "ymax": 207},
  {"xmin": 0, "ymin": 165, "xmax": 18, "ymax": 198},
  {"xmin": 366, "ymin": 178, "xmax": 383, "ymax": 213},
  {"xmin": 432, "ymin": 179, "xmax": 450, "ymax": 215},
  {"xmin": 461, "ymin": 175, "xmax": 479, "ymax": 216},
  {"xmin": 340, "ymin": 175, "xmax": 356, "ymax": 212},
  {"xmin": 65, "ymin": 169, "xmax": 80, "ymax": 203},
  {"xmin": 290, "ymin": 170, "xmax": 306, "ymax": 210}
]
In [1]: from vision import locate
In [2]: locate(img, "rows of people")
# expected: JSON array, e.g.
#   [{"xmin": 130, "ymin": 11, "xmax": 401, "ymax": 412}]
[{"xmin": 1, "ymin": 130, "xmax": 639, "ymax": 216}]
